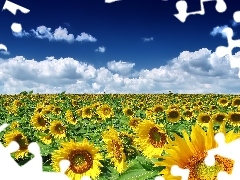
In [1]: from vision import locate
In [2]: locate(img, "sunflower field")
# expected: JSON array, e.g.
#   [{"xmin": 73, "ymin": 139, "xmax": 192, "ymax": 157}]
[{"xmin": 1, "ymin": 91, "xmax": 240, "ymax": 180}]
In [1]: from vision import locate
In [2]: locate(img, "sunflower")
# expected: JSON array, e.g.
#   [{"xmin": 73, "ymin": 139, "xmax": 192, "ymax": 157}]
[
  {"xmin": 210, "ymin": 105, "xmax": 218, "ymax": 111},
  {"xmin": 212, "ymin": 112, "xmax": 227, "ymax": 125},
  {"xmin": 49, "ymin": 120, "xmax": 66, "ymax": 139},
  {"xmin": 134, "ymin": 120, "xmax": 169, "ymax": 159},
  {"xmin": 197, "ymin": 112, "xmax": 212, "ymax": 128},
  {"xmin": 228, "ymin": 111, "xmax": 240, "ymax": 126},
  {"xmin": 76, "ymin": 108, "xmax": 83, "ymax": 118},
  {"xmin": 81, "ymin": 106, "xmax": 93, "ymax": 119},
  {"xmin": 217, "ymin": 97, "xmax": 229, "ymax": 107},
  {"xmin": 123, "ymin": 107, "xmax": 134, "ymax": 117},
  {"xmin": 165, "ymin": 108, "xmax": 181, "ymax": 123},
  {"xmin": 154, "ymin": 120, "xmax": 239, "ymax": 180},
  {"xmin": 232, "ymin": 97, "xmax": 240, "ymax": 107},
  {"xmin": 52, "ymin": 106, "xmax": 62, "ymax": 115},
  {"xmin": 152, "ymin": 104, "xmax": 164, "ymax": 114},
  {"xmin": 102, "ymin": 127, "xmax": 127, "ymax": 173},
  {"xmin": 39, "ymin": 134, "xmax": 52, "ymax": 145},
  {"xmin": 71, "ymin": 99, "xmax": 78, "ymax": 107},
  {"xmin": 91, "ymin": 102, "xmax": 101, "ymax": 109},
  {"xmin": 42, "ymin": 104, "xmax": 54, "ymax": 114},
  {"xmin": 31, "ymin": 113, "xmax": 48, "ymax": 131},
  {"xmin": 129, "ymin": 117, "xmax": 141, "ymax": 130},
  {"xmin": 65, "ymin": 110, "xmax": 77, "ymax": 125},
  {"xmin": 13, "ymin": 99, "xmax": 22, "ymax": 107},
  {"xmin": 96, "ymin": 104, "xmax": 114, "ymax": 120},
  {"xmin": 3, "ymin": 130, "xmax": 29, "ymax": 159},
  {"xmin": 51, "ymin": 139, "xmax": 103, "ymax": 180},
  {"xmin": 182, "ymin": 110, "xmax": 195, "ymax": 121}
]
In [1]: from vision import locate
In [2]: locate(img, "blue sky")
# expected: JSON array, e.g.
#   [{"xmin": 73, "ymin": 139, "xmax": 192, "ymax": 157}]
[{"xmin": 0, "ymin": 0, "xmax": 240, "ymax": 94}]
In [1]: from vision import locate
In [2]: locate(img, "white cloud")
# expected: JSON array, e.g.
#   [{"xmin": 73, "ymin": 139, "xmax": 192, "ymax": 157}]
[
  {"xmin": 95, "ymin": 46, "xmax": 106, "ymax": 53},
  {"xmin": 76, "ymin": 32, "xmax": 97, "ymax": 42},
  {"xmin": 142, "ymin": 37, "xmax": 154, "ymax": 42},
  {"xmin": 210, "ymin": 25, "xmax": 230, "ymax": 38},
  {"xmin": 0, "ymin": 51, "xmax": 10, "ymax": 55},
  {"xmin": 107, "ymin": 60, "xmax": 135, "ymax": 75},
  {"xmin": 1, "ymin": 48, "xmax": 240, "ymax": 94},
  {"xmin": 53, "ymin": 27, "xmax": 75, "ymax": 43},
  {"xmin": 17, "ymin": 26, "xmax": 96, "ymax": 43},
  {"xmin": 31, "ymin": 26, "xmax": 53, "ymax": 40},
  {"xmin": 12, "ymin": 30, "xmax": 30, "ymax": 37}
]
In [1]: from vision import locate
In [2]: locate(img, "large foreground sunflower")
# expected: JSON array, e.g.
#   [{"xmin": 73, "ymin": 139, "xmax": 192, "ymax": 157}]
[
  {"xmin": 51, "ymin": 139, "xmax": 103, "ymax": 180},
  {"xmin": 102, "ymin": 127, "xmax": 127, "ymax": 173},
  {"xmin": 154, "ymin": 121, "xmax": 239, "ymax": 180},
  {"xmin": 3, "ymin": 130, "xmax": 29, "ymax": 159},
  {"xmin": 134, "ymin": 119, "xmax": 169, "ymax": 159}
]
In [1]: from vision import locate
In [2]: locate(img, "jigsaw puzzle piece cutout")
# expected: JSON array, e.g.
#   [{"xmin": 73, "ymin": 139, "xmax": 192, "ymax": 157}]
[
  {"xmin": 28, "ymin": 160, "xmax": 71, "ymax": 180},
  {"xmin": 171, "ymin": 165, "xmax": 189, "ymax": 180},
  {"xmin": 174, "ymin": 0, "xmax": 227, "ymax": 22},
  {"xmin": 215, "ymin": 0, "xmax": 227, "ymax": 13},
  {"xmin": 233, "ymin": 11, "xmax": 240, "ymax": 23},
  {"xmin": 2, "ymin": 0, "xmax": 30, "ymax": 15},
  {"xmin": 0, "ymin": 123, "xmax": 24, "ymax": 178},
  {"xmin": 204, "ymin": 132, "xmax": 240, "ymax": 179},
  {"xmin": 215, "ymin": 27, "xmax": 240, "ymax": 74},
  {"xmin": 20, "ymin": 142, "xmax": 43, "ymax": 174}
]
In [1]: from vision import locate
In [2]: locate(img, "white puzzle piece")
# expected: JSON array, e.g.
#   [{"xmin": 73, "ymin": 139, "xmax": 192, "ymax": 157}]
[{"xmin": 174, "ymin": 0, "xmax": 227, "ymax": 22}]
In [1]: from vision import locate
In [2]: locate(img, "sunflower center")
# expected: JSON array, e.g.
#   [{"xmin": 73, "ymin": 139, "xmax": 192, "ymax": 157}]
[
  {"xmin": 69, "ymin": 150, "xmax": 93, "ymax": 174},
  {"xmin": 211, "ymin": 105, "xmax": 217, "ymax": 110},
  {"xmin": 185, "ymin": 111, "xmax": 192, "ymax": 117},
  {"xmin": 126, "ymin": 109, "xmax": 133, "ymax": 116},
  {"xmin": 37, "ymin": 116, "xmax": 46, "ymax": 126},
  {"xmin": 14, "ymin": 134, "xmax": 28, "ymax": 150},
  {"xmin": 148, "ymin": 127, "xmax": 166, "ymax": 148},
  {"xmin": 84, "ymin": 108, "xmax": 91, "ymax": 115},
  {"xmin": 103, "ymin": 108, "xmax": 110, "ymax": 115},
  {"xmin": 36, "ymin": 108, "xmax": 43, "ymax": 113},
  {"xmin": 54, "ymin": 107, "xmax": 61, "ymax": 114},
  {"xmin": 201, "ymin": 115, "xmax": 211, "ymax": 123},
  {"xmin": 54, "ymin": 124, "xmax": 65, "ymax": 134},
  {"xmin": 184, "ymin": 151, "xmax": 234, "ymax": 180},
  {"xmin": 111, "ymin": 140, "xmax": 123, "ymax": 161},
  {"xmin": 215, "ymin": 115, "xmax": 225, "ymax": 123},
  {"xmin": 220, "ymin": 99, "xmax": 227, "ymax": 104},
  {"xmin": 168, "ymin": 111, "xmax": 179, "ymax": 118},
  {"xmin": 233, "ymin": 99, "xmax": 240, "ymax": 105},
  {"xmin": 154, "ymin": 107, "xmax": 163, "ymax": 113},
  {"xmin": 230, "ymin": 113, "xmax": 240, "ymax": 122}
]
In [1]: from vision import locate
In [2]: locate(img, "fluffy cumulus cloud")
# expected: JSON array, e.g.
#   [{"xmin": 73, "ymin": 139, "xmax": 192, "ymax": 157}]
[
  {"xmin": 0, "ymin": 48, "xmax": 240, "ymax": 94},
  {"xmin": 107, "ymin": 60, "xmax": 135, "ymax": 75},
  {"xmin": 76, "ymin": 32, "xmax": 97, "ymax": 42},
  {"xmin": 95, "ymin": 46, "xmax": 106, "ymax": 53},
  {"xmin": 13, "ymin": 26, "xmax": 97, "ymax": 43}
]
